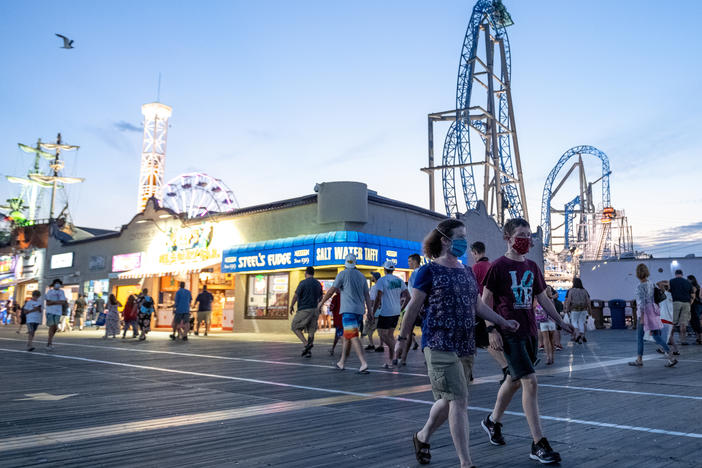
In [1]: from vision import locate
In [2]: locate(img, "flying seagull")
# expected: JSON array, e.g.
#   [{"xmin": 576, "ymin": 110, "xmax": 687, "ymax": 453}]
[{"xmin": 55, "ymin": 34, "xmax": 74, "ymax": 49}]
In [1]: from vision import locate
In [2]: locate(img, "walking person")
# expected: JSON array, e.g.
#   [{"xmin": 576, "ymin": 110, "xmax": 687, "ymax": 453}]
[
  {"xmin": 686, "ymin": 275, "xmax": 702, "ymax": 344},
  {"xmin": 318, "ymin": 254, "xmax": 373, "ymax": 373},
  {"xmin": 328, "ymin": 292, "xmax": 344, "ymax": 356},
  {"xmin": 547, "ymin": 287, "xmax": 564, "ymax": 350},
  {"xmin": 628, "ymin": 264, "xmax": 678, "ymax": 367},
  {"xmin": 535, "ymin": 304, "xmax": 556, "ymax": 365},
  {"xmin": 397, "ymin": 253, "xmax": 423, "ymax": 364},
  {"xmin": 395, "ymin": 219, "xmax": 519, "ymax": 467},
  {"xmin": 372, "ymin": 261, "xmax": 410, "ymax": 368},
  {"xmin": 137, "ymin": 288, "xmax": 155, "ymax": 341},
  {"xmin": 44, "ymin": 279, "xmax": 68, "ymax": 350},
  {"xmin": 480, "ymin": 218, "xmax": 574, "ymax": 464},
  {"xmin": 669, "ymin": 270, "xmax": 693, "ymax": 346},
  {"xmin": 103, "ymin": 294, "xmax": 122, "ymax": 339},
  {"xmin": 653, "ymin": 281, "xmax": 679, "ymax": 354},
  {"xmin": 16, "ymin": 301, "xmax": 26, "ymax": 334},
  {"xmin": 121, "ymin": 294, "xmax": 139, "ymax": 339},
  {"xmin": 24, "ymin": 291, "xmax": 43, "ymax": 351},
  {"xmin": 73, "ymin": 293, "xmax": 87, "ymax": 331},
  {"xmin": 564, "ymin": 278, "xmax": 592, "ymax": 344},
  {"xmin": 289, "ymin": 266, "xmax": 323, "ymax": 357},
  {"xmin": 194, "ymin": 285, "xmax": 215, "ymax": 336},
  {"xmin": 362, "ymin": 272, "xmax": 381, "ymax": 351},
  {"xmin": 93, "ymin": 293, "xmax": 105, "ymax": 329},
  {"xmin": 469, "ymin": 241, "xmax": 510, "ymax": 383},
  {"xmin": 171, "ymin": 282, "xmax": 192, "ymax": 341}
]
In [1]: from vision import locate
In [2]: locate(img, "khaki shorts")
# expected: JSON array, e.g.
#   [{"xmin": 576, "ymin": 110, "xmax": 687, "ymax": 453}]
[
  {"xmin": 424, "ymin": 347, "xmax": 474, "ymax": 402},
  {"xmin": 197, "ymin": 311, "xmax": 212, "ymax": 324},
  {"xmin": 362, "ymin": 316, "xmax": 377, "ymax": 336},
  {"xmin": 291, "ymin": 308, "xmax": 319, "ymax": 334},
  {"xmin": 673, "ymin": 302, "xmax": 691, "ymax": 325}
]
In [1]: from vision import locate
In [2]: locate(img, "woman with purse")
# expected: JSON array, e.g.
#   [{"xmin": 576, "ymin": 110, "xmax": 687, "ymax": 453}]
[{"xmin": 628, "ymin": 264, "xmax": 677, "ymax": 367}]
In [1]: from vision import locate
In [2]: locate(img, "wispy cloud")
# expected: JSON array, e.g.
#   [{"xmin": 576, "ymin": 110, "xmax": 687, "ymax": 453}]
[
  {"xmin": 114, "ymin": 121, "xmax": 142, "ymax": 133},
  {"xmin": 635, "ymin": 221, "xmax": 702, "ymax": 257},
  {"xmin": 85, "ymin": 125, "xmax": 137, "ymax": 154}
]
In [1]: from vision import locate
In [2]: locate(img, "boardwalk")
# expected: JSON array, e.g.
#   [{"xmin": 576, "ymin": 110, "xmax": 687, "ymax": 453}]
[{"xmin": 1, "ymin": 326, "xmax": 701, "ymax": 467}]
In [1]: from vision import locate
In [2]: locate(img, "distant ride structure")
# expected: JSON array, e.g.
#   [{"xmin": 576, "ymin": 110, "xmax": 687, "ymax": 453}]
[
  {"xmin": 138, "ymin": 102, "xmax": 172, "ymax": 213},
  {"xmin": 540, "ymin": 145, "xmax": 633, "ymax": 287},
  {"xmin": 3, "ymin": 134, "xmax": 83, "ymax": 224},
  {"xmin": 161, "ymin": 172, "xmax": 238, "ymax": 219},
  {"xmin": 423, "ymin": 0, "xmax": 528, "ymax": 225}
]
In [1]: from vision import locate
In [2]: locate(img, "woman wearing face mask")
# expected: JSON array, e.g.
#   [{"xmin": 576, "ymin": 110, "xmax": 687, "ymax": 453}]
[
  {"xmin": 480, "ymin": 218, "xmax": 574, "ymax": 464},
  {"xmin": 396, "ymin": 219, "xmax": 519, "ymax": 468}
]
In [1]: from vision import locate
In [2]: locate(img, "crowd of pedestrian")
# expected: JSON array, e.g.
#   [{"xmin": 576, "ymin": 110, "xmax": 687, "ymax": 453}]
[{"xmin": 8, "ymin": 216, "xmax": 702, "ymax": 467}]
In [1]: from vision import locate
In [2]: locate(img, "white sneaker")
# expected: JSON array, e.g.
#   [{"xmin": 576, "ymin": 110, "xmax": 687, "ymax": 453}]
[{"xmin": 46, "ymin": 345, "xmax": 54, "ymax": 351}]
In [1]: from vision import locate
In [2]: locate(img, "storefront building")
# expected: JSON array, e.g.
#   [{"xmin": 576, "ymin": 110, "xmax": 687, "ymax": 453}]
[{"xmin": 43, "ymin": 181, "xmax": 545, "ymax": 334}]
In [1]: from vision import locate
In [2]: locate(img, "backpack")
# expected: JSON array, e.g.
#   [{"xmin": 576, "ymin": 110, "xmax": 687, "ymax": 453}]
[
  {"xmin": 653, "ymin": 286, "xmax": 666, "ymax": 304},
  {"xmin": 142, "ymin": 296, "xmax": 154, "ymax": 309},
  {"xmin": 569, "ymin": 288, "xmax": 590, "ymax": 310}
]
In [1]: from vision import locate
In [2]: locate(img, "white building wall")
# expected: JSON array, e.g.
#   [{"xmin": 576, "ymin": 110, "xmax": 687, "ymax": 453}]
[{"xmin": 580, "ymin": 257, "xmax": 702, "ymax": 301}]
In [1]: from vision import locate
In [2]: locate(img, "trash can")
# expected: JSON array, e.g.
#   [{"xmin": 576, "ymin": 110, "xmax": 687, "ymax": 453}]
[
  {"xmin": 590, "ymin": 300, "xmax": 605, "ymax": 329},
  {"xmin": 608, "ymin": 299, "xmax": 627, "ymax": 329}
]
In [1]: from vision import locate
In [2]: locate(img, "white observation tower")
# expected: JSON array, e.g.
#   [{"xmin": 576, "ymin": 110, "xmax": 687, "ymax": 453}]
[{"xmin": 137, "ymin": 102, "xmax": 172, "ymax": 212}]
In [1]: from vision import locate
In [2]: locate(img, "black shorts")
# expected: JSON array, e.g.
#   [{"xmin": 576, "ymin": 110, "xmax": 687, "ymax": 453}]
[
  {"xmin": 377, "ymin": 315, "xmax": 399, "ymax": 330},
  {"xmin": 503, "ymin": 335, "xmax": 538, "ymax": 380}
]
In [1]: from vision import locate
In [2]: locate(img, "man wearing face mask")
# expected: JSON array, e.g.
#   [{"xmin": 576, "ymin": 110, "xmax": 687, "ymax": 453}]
[
  {"xmin": 44, "ymin": 278, "xmax": 68, "ymax": 350},
  {"xmin": 480, "ymin": 218, "xmax": 574, "ymax": 464}
]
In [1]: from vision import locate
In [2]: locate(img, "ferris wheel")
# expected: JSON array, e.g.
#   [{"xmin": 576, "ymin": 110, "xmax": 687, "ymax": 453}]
[{"xmin": 162, "ymin": 172, "xmax": 239, "ymax": 218}]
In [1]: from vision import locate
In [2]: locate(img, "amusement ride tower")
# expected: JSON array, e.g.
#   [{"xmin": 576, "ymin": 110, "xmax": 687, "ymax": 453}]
[
  {"xmin": 424, "ymin": 0, "xmax": 528, "ymax": 224},
  {"xmin": 137, "ymin": 102, "xmax": 172, "ymax": 212}
]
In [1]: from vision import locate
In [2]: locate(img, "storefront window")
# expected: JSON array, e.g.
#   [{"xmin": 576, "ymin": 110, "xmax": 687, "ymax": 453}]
[{"xmin": 246, "ymin": 273, "xmax": 288, "ymax": 319}]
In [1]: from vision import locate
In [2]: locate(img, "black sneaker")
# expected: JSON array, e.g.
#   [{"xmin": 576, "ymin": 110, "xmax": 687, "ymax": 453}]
[
  {"xmin": 481, "ymin": 414, "xmax": 505, "ymax": 446},
  {"xmin": 530, "ymin": 438, "xmax": 561, "ymax": 464},
  {"xmin": 301, "ymin": 343, "xmax": 313, "ymax": 356},
  {"xmin": 374, "ymin": 346, "xmax": 385, "ymax": 353},
  {"xmin": 364, "ymin": 344, "xmax": 375, "ymax": 350},
  {"xmin": 194, "ymin": 331, "xmax": 199, "ymax": 336},
  {"xmin": 169, "ymin": 334, "xmax": 176, "ymax": 341}
]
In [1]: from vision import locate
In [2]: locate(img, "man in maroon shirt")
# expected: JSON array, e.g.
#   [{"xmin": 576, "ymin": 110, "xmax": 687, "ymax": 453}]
[
  {"xmin": 470, "ymin": 241, "xmax": 509, "ymax": 382},
  {"xmin": 480, "ymin": 218, "xmax": 574, "ymax": 465}
]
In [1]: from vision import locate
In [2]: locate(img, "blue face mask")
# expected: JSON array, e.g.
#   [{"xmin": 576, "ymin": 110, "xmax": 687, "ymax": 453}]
[{"xmin": 450, "ymin": 238, "xmax": 468, "ymax": 258}]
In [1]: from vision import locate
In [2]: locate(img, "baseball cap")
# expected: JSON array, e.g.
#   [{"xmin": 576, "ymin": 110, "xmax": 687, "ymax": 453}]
[
  {"xmin": 371, "ymin": 272, "xmax": 381, "ymax": 281},
  {"xmin": 382, "ymin": 260, "xmax": 396, "ymax": 270},
  {"xmin": 344, "ymin": 253, "xmax": 357, "ymax": 269}
]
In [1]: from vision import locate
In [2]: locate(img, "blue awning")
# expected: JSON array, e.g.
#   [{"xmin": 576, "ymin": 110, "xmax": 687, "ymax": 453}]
[{"xmin": 222, "ymin": 231, "xmax": 423, "ymax": 273}]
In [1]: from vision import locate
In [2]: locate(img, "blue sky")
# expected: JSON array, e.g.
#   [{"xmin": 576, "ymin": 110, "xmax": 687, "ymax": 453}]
[{"xmin": 1, "ymin": 1, "xmax": 701, "ymax": 257}]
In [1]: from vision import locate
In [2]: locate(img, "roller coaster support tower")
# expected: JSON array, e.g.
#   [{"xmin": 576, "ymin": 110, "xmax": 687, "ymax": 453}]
[{"xmin": 422, "ymin": 0, "xmax": 528, "ymax": 225}]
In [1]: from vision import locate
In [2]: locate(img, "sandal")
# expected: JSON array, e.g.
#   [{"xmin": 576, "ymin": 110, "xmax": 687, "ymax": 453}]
[
  {"xmin": 334, "ymin": 363, "xmax": 345, "ymax": 371},
  {"xmin": 628, "ymin": 360, "xmax": 643, "ymax": 367},
  {"xmin": 413, "ymin": 432, "xmax": 431, "ymax": 464}
]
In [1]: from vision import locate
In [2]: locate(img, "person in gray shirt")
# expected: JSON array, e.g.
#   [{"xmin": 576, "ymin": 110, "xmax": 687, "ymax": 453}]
[{"xmin": 318, "ymin": 254, "xmax": 372, "ymax": 373}]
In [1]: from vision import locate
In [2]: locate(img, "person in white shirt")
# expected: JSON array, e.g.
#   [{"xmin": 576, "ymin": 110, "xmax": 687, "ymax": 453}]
[
  {"xmin": 372, "ymin": 261, "xmax": 410, "ymax": 368},
  {"xmin": 44, "ymin": 278, "xmax": 68, "ymax": 350},
  {"xmin": 24, "ymin": 290, "xmax": 43, "ymax": 351}
]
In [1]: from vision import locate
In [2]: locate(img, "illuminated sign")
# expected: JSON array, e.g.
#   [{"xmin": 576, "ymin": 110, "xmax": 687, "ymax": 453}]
[
  {"xmin": 0, "ymin": 256, "xmax": 13, "ymax": 274},
  {"xmin": 158, "ymin": 224, "xmax": 220, "ymax": 265},
  {"xmin": 50, "ymin": 252, "xmax": 74, "ymax": 269},
  {"xmin": 112, "ymin": 252, "xmax": 143, "ymax": 272},
  {"xmin": 222, "ymin": 235, "xmax": 430, "ymax": 273}
]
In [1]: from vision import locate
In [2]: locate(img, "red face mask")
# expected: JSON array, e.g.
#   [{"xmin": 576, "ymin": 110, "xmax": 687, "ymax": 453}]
[{"xmin": 512, "ymin": 237, "xmax": 531, "ymax": 255}]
